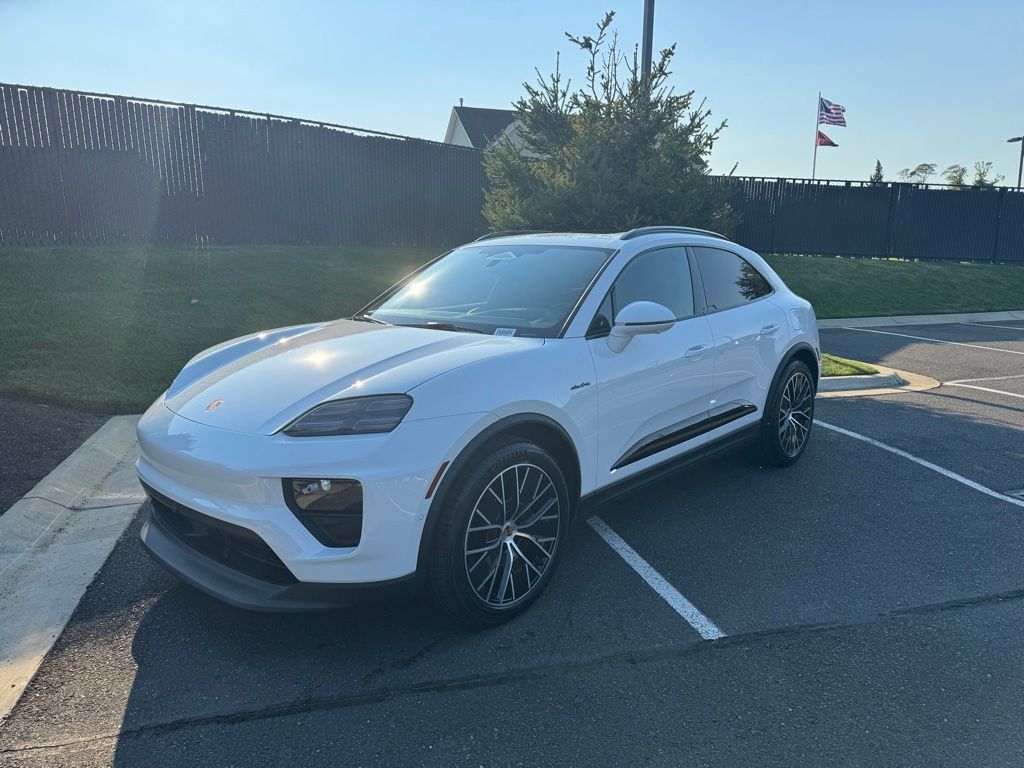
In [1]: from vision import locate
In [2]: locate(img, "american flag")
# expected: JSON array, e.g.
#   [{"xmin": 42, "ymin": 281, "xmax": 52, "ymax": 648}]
[{"xmin": 818, "ymin": 97, "xmax": 847, "ymax": 126}]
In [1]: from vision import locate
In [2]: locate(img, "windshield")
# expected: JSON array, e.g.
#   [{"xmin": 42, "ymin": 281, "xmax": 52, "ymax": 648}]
[{"xmin": 362, "ymin": 243, "xmax": 614, "ymax": 337}]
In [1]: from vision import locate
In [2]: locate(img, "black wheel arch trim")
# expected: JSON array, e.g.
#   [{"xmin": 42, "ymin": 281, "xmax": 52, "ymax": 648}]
[
  {"xmin": 415, "ymin": 412, "xmax": 581, "ymax": 573},
  {"xmin": 764, "ymin": 342, "xmax": 819, "ymax": 421}
]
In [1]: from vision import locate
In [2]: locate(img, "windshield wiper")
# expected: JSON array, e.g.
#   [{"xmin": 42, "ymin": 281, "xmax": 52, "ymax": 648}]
[
  {"xmin": 351, "ymin": 313, "xmax": 390, "ymax": 325},
  {"xmin": 397, "ymin": 321, "xmax": 485, "ymax": 334}
]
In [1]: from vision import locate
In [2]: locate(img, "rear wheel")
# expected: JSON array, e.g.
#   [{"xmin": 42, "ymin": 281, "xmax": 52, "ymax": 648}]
[
  {"xmin": 757, "ymin": 359, "xmax": 815, "ymax": 466},
  {"xmin": 427, "ymin": 440, "xmax": 570, "ymax": 628}
]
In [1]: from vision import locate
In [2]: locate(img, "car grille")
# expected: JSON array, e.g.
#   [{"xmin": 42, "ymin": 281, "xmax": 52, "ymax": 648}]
[{"xmin": 143, "ymin": 483, "xmax": 297, "ymax": 585}]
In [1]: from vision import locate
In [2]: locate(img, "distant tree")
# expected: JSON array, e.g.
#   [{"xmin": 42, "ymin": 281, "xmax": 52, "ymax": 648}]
[
  {"xmin": 869, "ymin": 160, "xmax": 884, "ymax": 183},
  {"xmin": 972, "ymin": 161, "xmax": 1005, "ymax": 187},
  {"xmin": 897, "ymin": 163, "xmax": 938, "ymax": 183},
  {"xmin": 942, "ymin": 164, "xmax": 967, "ymax": 187},
  {"xmin": 483, "ymin": 12, "xmax": 734, "ymax": 234}
]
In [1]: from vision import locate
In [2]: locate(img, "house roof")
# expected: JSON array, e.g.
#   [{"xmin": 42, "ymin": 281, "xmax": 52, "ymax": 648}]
[{"xmin": 451, "ymin": 106, "xmax": 517, "ymax": 149}]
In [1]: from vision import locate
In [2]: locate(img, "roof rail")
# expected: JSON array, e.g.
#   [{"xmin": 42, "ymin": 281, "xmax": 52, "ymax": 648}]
[
  {"xmin": 620, "ymin": 226, "xmax": 727, "ymax": 241},
  {"xmin": 473, "ymin": 229, "xmax": 548, "ymax": 242}
]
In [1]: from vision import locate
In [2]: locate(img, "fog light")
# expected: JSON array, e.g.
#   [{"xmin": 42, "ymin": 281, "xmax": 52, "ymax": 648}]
[
  {"xmin": 284, "ymin": 478, "xmax": 362, "ymax": 547},
  {"xmin": 297, "ymin": 479, "xmax": 333, "ymax": 497}
]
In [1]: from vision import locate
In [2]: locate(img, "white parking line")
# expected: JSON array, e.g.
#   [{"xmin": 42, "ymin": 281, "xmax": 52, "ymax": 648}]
[
  {"xmin": 843, "ymin": 327, "xmax": 1024, "ymax": 356},
  {"xmin": 587, "ymin": 516, "xmax": 725, "ymax": 639},
  {"xmin": 816, "ymin": 420, "xmax": 1024, "ymax": 510},
  {"xmin": 947, "ymin": 374, "xmax": 1024, "ymax": 384},
  {"xmin": 961, "ymin": 322, "xmax": 1024, "ymax": 333},
  {"xmin": 945, "ymin": 383, "xmax": 1024, "ymax": 400}
]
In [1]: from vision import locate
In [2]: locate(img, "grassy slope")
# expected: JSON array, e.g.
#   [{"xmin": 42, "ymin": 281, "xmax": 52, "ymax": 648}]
[
  {"xmin": 1, "ymin": 247, "xmax": 1021, "ymax": 412},
  {"xmin": 767, "ymin": 254, "xmax": 1024, "ymax": 319},
  {"xmin": 821, "ymin": 354, "xmax": 878, "ymax": 377},
  {"xmin": 0, "ymin": 246, "xmax": 433, "ymax": 412}
]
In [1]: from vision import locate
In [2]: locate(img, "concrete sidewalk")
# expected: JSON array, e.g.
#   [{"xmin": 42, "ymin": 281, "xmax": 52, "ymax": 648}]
[
  {"xmin": 0, "ymin": 416, "xmax": 142, "ymax": 724},
  {"xmin": 817, "ymin": 309, "xmax": 1024, "ymax": 328}
]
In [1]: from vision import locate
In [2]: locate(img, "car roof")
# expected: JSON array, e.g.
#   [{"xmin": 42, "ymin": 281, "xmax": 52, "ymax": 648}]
[
  {"xmin": 465, "ymin": 232, "xmax": 624, "ymax": 249},
  {"xmin": 465, "ymin": 229, "xmax": 732, "ymax": 250}
]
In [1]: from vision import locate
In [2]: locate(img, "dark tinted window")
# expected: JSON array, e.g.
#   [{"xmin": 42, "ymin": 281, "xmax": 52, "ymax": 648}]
[
  {"xmin": 587, "ymin": 293, "xmax": 614, "ymax": 337},
  {"xmin": 611, "ymin": 247, "xmax": 694, "ymax": 321},
  {"xmin": 693, "ymin": 247, "xmax": 772, "ymax": 311}
]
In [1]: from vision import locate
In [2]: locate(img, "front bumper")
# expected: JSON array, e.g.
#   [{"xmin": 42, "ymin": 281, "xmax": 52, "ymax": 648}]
[
  {"xmin": 140, "ymin": 499, "xmax": 420, "ymax": 611},
  {"xmin": 136, "ymin": 400, "xmax": 493, "ymax": 598}
]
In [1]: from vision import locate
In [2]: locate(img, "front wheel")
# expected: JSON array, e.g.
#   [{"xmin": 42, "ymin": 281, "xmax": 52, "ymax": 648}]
[
  {"xmin": 757, "ymin": 359, "xmax": 816, "ymax": 466},
  {"xmin": 427, "ymin": 440, "xmax": 570, "ymax": 628}
]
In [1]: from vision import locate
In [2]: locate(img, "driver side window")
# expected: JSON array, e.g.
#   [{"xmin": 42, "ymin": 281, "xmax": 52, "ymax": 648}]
[{"xmin": 587, "ymin": 247, "xmax": 694, "ymax": 337}]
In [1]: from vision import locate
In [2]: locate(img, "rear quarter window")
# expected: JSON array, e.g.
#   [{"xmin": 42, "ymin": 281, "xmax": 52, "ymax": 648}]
[{"xmin": 692, "ymin": 247, "xmax": 773, "ymax": 312}]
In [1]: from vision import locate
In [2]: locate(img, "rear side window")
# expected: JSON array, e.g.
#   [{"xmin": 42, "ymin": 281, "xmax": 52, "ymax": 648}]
[{"xmin": 692, "ymin": 247, "xmax": 772, "ymax": 312}]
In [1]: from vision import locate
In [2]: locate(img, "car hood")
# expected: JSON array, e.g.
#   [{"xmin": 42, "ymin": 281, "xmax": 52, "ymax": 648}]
[{"xmin": 163, "ymin": 319, "xmax": 540, "ymax": 435}]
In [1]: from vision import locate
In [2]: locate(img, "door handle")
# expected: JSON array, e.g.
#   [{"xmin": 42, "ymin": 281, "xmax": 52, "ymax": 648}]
[
  {"xmin": 759, "ymin": 324, "xmax": 780, "ymax": 336},
  {"xmin": 683, "ymin": 344, "xmax": 710, "ymax": 359}
]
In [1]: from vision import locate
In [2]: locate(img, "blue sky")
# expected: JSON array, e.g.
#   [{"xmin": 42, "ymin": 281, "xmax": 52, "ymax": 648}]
[{"xmin": 3, "ymin": 0, "xmax": 1023, "ymax": 182}]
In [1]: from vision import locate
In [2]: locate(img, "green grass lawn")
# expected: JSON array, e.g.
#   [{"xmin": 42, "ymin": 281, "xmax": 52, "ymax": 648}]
[
  {"xmin": 766, "ymin": 253, "xmax": 1024, "ymax": 319},
  {"xmin": 0, "ymin": 246, "xmax": 433, "ymax": 412},
  {"xmin": 1, "ymin": 246, "xmax": 1022, "ymax": 412},
  {"xmin": 821, "ymin": 353, "xmax": 878, "ymax": 377}
]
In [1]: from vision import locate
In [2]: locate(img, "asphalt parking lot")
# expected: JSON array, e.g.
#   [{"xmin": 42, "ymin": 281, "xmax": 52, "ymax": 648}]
[
  {"xmin": 2, "ymin": 321, "xmax": 1023, "ymax": 767},
  {"xmin": 0, "ymin": 398, "xmax": 108, "ymax": 516}
]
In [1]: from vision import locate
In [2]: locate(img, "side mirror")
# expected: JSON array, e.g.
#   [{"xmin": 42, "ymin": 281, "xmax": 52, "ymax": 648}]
[{"xmin": 607, "ymin": 301, "xmax": 676, "ymax": 352}]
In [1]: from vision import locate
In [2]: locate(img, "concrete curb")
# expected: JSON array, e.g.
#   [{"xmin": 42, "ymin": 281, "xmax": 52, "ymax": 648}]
[
  {"xmin": 819, "ymin": 370, "xmax": 904, "ymax": 392},
  {"xmin": 818, "ymin": 365, "xmax": 940, "ymax": 399},
  {"xmin": 0, "ymin": 415, "xmax": 143, "ymax": 725},
  {"xmin": 817, "ymin": 309, "xmax": 1024, "ymax": 329}
]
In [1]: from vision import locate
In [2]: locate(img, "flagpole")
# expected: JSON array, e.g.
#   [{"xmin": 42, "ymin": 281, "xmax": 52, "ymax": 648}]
[{"xmin": 812, "ymin": 91, "xmax": 820, "ymax": 180}]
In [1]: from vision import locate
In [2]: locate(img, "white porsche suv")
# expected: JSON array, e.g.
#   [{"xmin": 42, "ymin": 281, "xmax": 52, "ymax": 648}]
[{"xmin": 137, "ymin": 227, "xmax": 820, "ymax": 627}]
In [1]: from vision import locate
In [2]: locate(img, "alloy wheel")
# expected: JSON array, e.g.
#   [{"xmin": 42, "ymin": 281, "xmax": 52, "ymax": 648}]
[
  {"xmin": 463, "ymin": 463, "xmax": 560, "ymax": 609},
  {"xmin": 779, "ymin": 370, "xmax": 814, "ymax": 456}
]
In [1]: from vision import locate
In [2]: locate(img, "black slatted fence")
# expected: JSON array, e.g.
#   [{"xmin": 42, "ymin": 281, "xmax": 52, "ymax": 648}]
[
  {"xmin": 2, "ymin": 84, "xmax": 1022, "ymax": 263},
  {"xmin": 0, "ymin": 83, "xmax": 487, "ymax": 248},
  {"xmin": 718, "ymin": 177, "xmax": 1024, "ymax": 264}
]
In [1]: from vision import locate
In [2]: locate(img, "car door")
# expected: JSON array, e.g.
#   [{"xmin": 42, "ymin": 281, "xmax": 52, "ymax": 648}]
[
  {"xmin": 691, "ymin": 246, "xmax": 788, "ymax": 420},
  {"xmin": 586, "ymin": 246, "xmax": 716, "ymax": 486}
]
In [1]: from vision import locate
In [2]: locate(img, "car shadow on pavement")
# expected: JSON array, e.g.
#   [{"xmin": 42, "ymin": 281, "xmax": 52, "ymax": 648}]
[
  {"xmin": 100, "ymin": 389, "xmax": 1024, "ymax": 764},
  {"xmin": 8, "ymin": 374, "xmax": 1021, "ymax": 765},
  {"xmin": 103, "ymin": 512, "xmax": 638, "ymax": 765}
]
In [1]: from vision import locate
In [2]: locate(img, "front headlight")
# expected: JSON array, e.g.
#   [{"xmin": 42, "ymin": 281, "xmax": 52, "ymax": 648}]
[{"xmin": 282, "ymin": 394, "xmax": 413, "ymax": 437}]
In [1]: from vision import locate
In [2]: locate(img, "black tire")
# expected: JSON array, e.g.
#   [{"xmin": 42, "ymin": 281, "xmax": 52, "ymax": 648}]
[
  {"xmin": 757, "ymin": 359, "xmax": 816, "ymax": 467},
  {"xmin": 427, "ymin": 439, "xmax": 571, "ymax": 629}
]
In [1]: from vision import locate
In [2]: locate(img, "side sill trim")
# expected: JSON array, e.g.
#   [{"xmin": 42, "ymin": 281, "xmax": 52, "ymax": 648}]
[
  {"xmin": 611, "ymin": 401, "xmax": 757, "ymax": 471},
  {"xmin": 581, "ymin": 422, "xmax": 759, "ymax": 514}
]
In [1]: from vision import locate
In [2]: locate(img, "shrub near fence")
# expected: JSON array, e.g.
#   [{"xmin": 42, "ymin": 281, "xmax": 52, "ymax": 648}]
[
  {"xmin": 718, "ymin": 177, "xmax": 1024, "ymax": 264},
  {"xmin": 0, "ymin": 83, "xmax": 488, "ymax": 248}
]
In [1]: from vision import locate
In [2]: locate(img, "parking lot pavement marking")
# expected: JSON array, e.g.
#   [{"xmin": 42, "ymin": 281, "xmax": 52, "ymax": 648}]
[
  {"xmin": 842, "ymin": 327, "xmax": 1024, "ymax": 356},
  {"xmin": 816, "ymin": 421, "xmax": 1024, "ymax": 510},
  {"xmin": 961, "ymin": 322, "xmax": 1024, "ymax": 333},
  {"xmin": 947, "ymin": 374, "xmax": 1024, "ymax": 384},
  {"xmin": 587, "ymin": 516, "xmax": 725, "ymax": 640},
  {"xmin": 944, "ymin": 383, "xmax": 1024, "ymax": 400}
]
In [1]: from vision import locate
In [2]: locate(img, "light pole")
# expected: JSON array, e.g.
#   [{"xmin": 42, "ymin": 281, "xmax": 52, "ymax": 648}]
[
  {"xmin": 1009, "ymin": 136, "xmax": 1024, "ymax": 189},
  {"xmin": 641, "ymin": 0, "xmax": 655, "ymax": 76}
]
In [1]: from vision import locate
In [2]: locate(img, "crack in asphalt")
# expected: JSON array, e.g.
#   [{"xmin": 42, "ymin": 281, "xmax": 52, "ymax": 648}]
[
  {"xmin": 15, "ymin": 497, "xmax": 145, "ymax": 513},
  {"xmin": 359, "ymin": 634, "xmax": 454, "ymax": 686},
  {"xmin": 5, "ymin": 584, "xmax": 1024, "ymax": 755}
]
